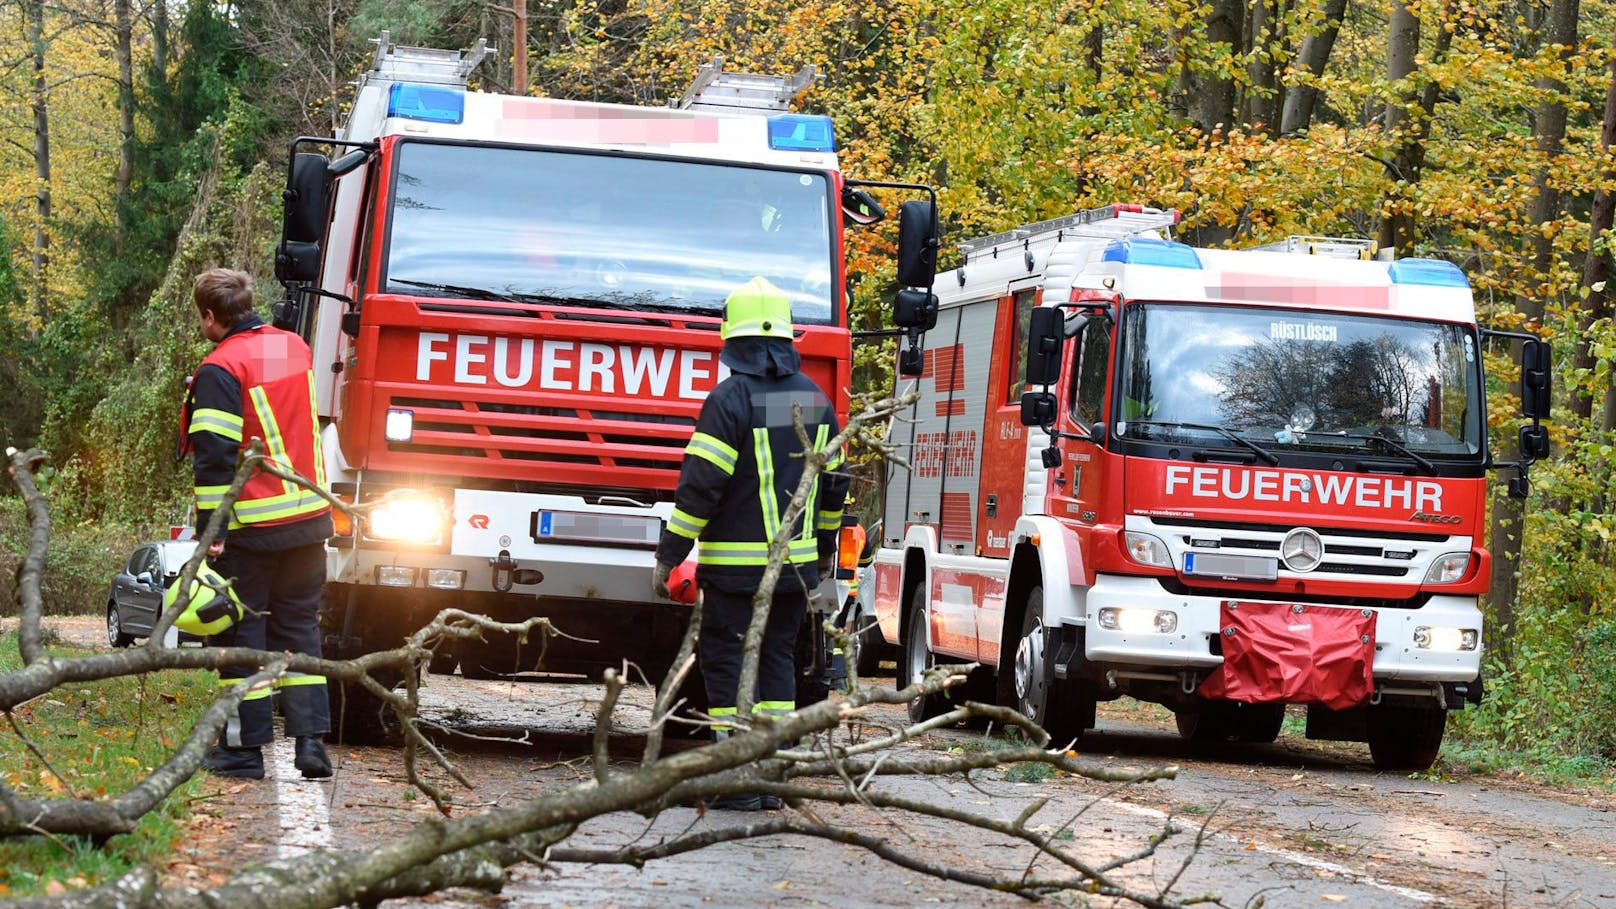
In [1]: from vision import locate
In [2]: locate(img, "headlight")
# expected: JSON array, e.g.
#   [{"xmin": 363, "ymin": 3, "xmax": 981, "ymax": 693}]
[
  {"xmin": 366, "ymin": 492, "xmax": 448, "ymax": 544},
  {"xmin": 1097, "ymin": 607, "xmax": 1178, "ymax": 634},
  {"xmin": 384, "ymin": 408, "xmax": 414, "ymax": 443},
  {"xmin": 1123, "ymin": 531, "xmax": 1173, "ymax": 569},
  {"xmin": 1414, "ymin": 625, "xmax": 1479, "ymax": 651},
  {"xmin": 1423, "ymin": 552, "xmax": 1471, "ymax": 584}
]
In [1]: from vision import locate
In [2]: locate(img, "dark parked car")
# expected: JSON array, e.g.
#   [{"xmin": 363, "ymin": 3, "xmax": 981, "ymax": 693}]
[{"xmin": 106, "ymin": 540, "xmax": 199, "ymax": 647}]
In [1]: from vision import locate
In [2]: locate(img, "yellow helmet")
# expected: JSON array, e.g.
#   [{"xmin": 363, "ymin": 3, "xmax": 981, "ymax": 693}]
[
  {"xmin": 720, "ymin": 277, "xmax": 794, "ymax": 341},
  {"xmin": 164, "ymin": 562, "xmax": 245, "ymax": 636}
]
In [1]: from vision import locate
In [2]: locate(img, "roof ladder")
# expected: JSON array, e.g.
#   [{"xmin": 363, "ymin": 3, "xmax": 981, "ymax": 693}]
[
  {"xmin": 363, "ymin": 30, "xmax": 490, "ymax": 89},
  {"xmin": 674, "ymin": 57, "xmax": 820, "ymax": 114},
  {"xmin": 1249, "ymin": 236, "xmax": 1387, "ymax": 260}
]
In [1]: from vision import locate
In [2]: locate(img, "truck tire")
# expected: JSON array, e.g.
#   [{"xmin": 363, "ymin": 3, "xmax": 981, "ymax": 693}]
[
  {"xmin": 1004, "ymin": 586, "xmax": 1086, "ymax": 747},
  {"xmin": 1174, "ymin": 700, "xmax": 1285, "ymax": 744},
  {"xmin": 900, "ymin": 587, "xmax": 947, "ymax": 722},
  {"xmin": 1367, "ymin": 705, "xmax": 1446, "ymax": 771}
]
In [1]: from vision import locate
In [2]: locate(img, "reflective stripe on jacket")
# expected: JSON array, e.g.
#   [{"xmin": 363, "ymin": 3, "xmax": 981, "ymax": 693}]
[{"xmin": 655, "ymin": 369, "xmax": 848, "ymax": 595}]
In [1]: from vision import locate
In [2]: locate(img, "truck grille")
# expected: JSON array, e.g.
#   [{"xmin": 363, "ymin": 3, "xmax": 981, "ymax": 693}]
[
  {"xmin": 1150, "ymin": 517, "xmax": 1454, "ymax": 581},
  {"xmin": 386, "ymin": 395, "xmax": 693, "ymax": 479}
]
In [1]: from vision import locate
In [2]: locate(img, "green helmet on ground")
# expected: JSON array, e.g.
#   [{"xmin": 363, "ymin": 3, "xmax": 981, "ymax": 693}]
[
  {"xmin": 720, "ymin": 276, "xmax": 794, "ymax": 341},
  {"xmin": 164, "ymin": 562, "xmax": 245, "ymax": 636}
]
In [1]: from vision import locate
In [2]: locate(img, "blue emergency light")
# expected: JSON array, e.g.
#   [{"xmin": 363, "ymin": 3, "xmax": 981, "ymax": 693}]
[
  {"xmin": 387, "ymin": 83, "xmax": 465, "ymax": 125},
  {"xmin": 1101, "ymin": 238, "xmax": 1203, "ymax": 270},
  {"xmin": 767, "ymin": 114, "xmax": 836, "ymax": 152},
  {"xmin": 1389, "ymin": 258, "xmax": 1469, "ymax": 288}
]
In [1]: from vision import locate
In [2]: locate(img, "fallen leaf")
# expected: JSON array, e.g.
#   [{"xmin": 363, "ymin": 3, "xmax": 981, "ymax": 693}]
[
  {"xmin": 1321, "ymin": 896, "xmax": 1346, "ymax": 902},
  {"xmin": 774, "ymin": 880, "xmax": 791, "ymax": 890}
]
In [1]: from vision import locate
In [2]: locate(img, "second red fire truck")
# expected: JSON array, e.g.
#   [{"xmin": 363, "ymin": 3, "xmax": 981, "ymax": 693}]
[{"xmin": 873, "ymin": 206, "xmax": 1550, "ymax": 770}]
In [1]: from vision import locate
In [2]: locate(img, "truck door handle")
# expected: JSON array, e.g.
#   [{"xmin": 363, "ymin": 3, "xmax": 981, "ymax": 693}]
[{"xmin": 985, "ymin": 494, "xmax": 997, "ymax": 517}]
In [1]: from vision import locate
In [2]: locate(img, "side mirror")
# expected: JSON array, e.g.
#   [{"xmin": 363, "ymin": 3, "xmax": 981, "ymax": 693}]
[
  {"xmin": 898, "ymin": 345, "xmax": 924, "ymax": 377},
  {"xmin": 893, "ymin": 288, "xmax": 938, "ymax": 331},
  {"xmin": 1020, "ymin": 391, "xmax": 1057, "ymax": 427},
  {"xmin": 1519, "ymin": 424, "xmax": 1549, "ymax": 462},
  {"xmin": 1025, "ymin": 306, "xmax": 1065, "ymax": 387},
  {"xmin": 135, "ymin": 571, "xmax": 155, "ymax": 586},
  {"xmin": 1521, "ymin": 338, "xmax": 1551, "ymax": 420},
  {"xmin": 841, "ymin": 186, "xmax": 885, "ymax": 225},
  {"xmin": 896, "ymin": 200, "xmax": 938, "ymax": 288},
  {"xmin": 276, "ymin": 241, "xmax": 322, "ymax": 283},
  {"xmin": 283, "ymin": 153, "xmax": 332, "ymax": 243}
]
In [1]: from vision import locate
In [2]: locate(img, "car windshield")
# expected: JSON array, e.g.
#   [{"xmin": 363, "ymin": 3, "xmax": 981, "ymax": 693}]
[
  {"xmin": 383, "ymin": 141, "xmax": 836, "ymax": 324},
  {"xmin": 1116, "ymin": 302, "xmax": 1483, "ymax": 457}
]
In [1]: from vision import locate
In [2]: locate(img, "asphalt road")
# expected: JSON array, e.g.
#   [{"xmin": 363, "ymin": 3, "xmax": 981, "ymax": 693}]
[
  {"xmin": 29, "ymin": 618, "xmax": 1615, "ymax": 908},
  {"xmin": 315, "ymin": 672, "xmax": 1616, "ymax": 909}
]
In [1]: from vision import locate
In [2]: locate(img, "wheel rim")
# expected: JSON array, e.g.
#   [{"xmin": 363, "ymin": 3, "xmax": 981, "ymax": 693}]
[
  {"xmin": 106, "ymin": 607, "xmax": 120, "ymax": 645},
  {"xmin": 906, "ymin": 610, "xmax": 930, "ymax": 682},
  {"xmin": 1014, "ymin": 616, "xmax": 1046, "ymax": 717}
]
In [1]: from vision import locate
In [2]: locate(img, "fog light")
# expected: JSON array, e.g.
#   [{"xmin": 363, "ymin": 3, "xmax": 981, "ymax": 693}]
[
  {"xmin": 426, "ymin": 568, "xmax": 465, "ymax": 590},
  {"xmin": 384, "ymin": 408, "xmax": 414, "ymax": 443},
  {"xmin": 1097, "ymin": 607, "xmax": 1178, "ymax": 634},
  {"xmin": 1414, "ymin": 625, "xmax": 1478, "ymax": 651},
  {"xmin": 1423, "ymin": 552, "xmax": 1471, "ymax": 584},
  {"xmin": 376, "ymin": 565, "xmax": 417, "ymax": 587},
  {"xmin": 1123, "ymin": 531, "xmax": 1173, "ymax": 569}
]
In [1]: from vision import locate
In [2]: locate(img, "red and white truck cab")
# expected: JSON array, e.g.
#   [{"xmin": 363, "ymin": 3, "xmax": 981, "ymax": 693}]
[
  {"xmin": 874, "ymin": 209, "xmax": 1550, "ymax": 769},
  {"xmin": 271, "ymin": 36, "xmax": 938, "ymax": 736}
]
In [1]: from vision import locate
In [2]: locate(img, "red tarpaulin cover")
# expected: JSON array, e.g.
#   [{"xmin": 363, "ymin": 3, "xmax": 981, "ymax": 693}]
[{"xmin": 1197, "ymin": 601, "xmax": 1375, "ymax": 710}]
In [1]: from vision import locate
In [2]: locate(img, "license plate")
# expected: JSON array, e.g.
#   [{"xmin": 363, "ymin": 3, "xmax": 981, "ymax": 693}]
[
  {"xmin": 531, "ymin": 511, "xmax": 661, "ymax": 547},
  {"xmin": 1184, "ymin": 552, "xmax": 1278, "ymax": 581}
]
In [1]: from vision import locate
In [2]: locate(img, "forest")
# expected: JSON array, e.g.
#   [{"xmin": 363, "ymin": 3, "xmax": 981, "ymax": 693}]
[{"xmin": 1, "ymin": 0, "xmax": 1613, "ymax": 775}]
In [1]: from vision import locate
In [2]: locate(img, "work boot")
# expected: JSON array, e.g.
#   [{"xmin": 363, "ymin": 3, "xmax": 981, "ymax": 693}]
[
  {"xmin": 203, "ymin": 746, "xmax": 264, "ymax": 780},
  {"xmin": 294, "ymin": 736, "xmax": 333, "ymax": 779},
  {"xmin": 703, "ymin": 792, "xmax": 764, "ymax": 811}
]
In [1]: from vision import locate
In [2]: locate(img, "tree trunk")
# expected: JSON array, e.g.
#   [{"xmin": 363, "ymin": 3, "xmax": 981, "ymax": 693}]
[
  {"xmin": 1375, "ymin": 1, "xmax": 1454, "ymax": 256},
  {"xmin": 1517, "ymin": 0, "xmax": 1581, "ymax": 328},
  {"xmin": 1488, "ymin": 0, "xmax": 1582, "ymax": 641},
  {"xmin": 1187, "ymin": 0, "xmax": 1244, "ymax": 133},
  {"xmin": 26, "ymin": 0, "xmax": 50, "ymax": 326},
  {"xmin": 1279, "ymin": 0, "xmax": 1347, "ymax": 135},
  {"xmin": 1242, "ymin": 0, "xmax": 1280, "ymax": 131},
  {"xmin": 1570, "ymin": 43, "xmax": 1616, "ymax": 425},
  {"xmin": 1376, "ymin": 1, "xmax": 1420, "ymax": 253},
  {"xmin": 152, "ymin": 0, "xmax": 169, "ymax": 76},
  {"xmin": 115, "ymin": 0, "xmax": 135, "ymax": 220}
]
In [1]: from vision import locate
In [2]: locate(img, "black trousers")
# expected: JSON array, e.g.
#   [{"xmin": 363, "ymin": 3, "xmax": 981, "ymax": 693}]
[
  {"xmin": 211, "ymin": 541, "xmax": 330, "ymax": 747},
  {"xmin": 699, "ymin": 586, "xmax": 803, "ymax": 725}
]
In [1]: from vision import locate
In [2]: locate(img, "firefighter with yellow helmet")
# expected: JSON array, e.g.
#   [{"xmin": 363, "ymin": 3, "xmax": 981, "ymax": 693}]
[{"xmin": 652, "ymin": 276, "xmax": 849, "ymax": 810}]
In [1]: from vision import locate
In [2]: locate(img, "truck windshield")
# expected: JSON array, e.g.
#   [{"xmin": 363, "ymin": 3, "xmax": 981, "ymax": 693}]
[
  {"xmin": 1116, "ymin": 302, "xmax": 1483, "ymax": 457},
  {"xmin": 382, "ymin": 141, "xmax": 836, "ymax": 324}
]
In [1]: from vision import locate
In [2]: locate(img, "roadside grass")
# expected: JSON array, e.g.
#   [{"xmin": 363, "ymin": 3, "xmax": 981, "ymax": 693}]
[
  {"xmin": 0, "ymin": 629, "xmax": 216, "ymax": 899},
  {"xmin": 1430, "ymin": 735, "xmax": 1616, "ymax": 790}
]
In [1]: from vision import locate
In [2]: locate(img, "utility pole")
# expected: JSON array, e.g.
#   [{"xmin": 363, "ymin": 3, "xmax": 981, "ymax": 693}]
[{"xmin": 491, "ymin": 0, "xmax": 528, "ymax": 94}]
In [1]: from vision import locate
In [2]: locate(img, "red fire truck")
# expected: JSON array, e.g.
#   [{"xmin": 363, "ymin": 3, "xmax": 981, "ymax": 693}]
[
  {"xmin": 873, "ymin": 206, "xmax": 1550, "ymax": 770},
  {"xmin": 272, "ymin": 35, "xmax": 938, "ymax": 738}
]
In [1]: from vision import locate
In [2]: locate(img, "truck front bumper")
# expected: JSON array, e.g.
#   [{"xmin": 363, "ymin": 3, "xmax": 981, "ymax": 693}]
[{"xmin": 1076, "ymin": 574, "xmax": 1483, "ymax": 683}]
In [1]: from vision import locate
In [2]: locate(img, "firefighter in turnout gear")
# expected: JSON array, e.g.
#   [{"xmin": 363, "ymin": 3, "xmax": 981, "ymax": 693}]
[
  {"xmin": 652, "ymin": 276, "xmax": 849, "ymax": 811},
  {"xmin": 181, "ymin": 268, "xmax": 334, "ymax": 781}
]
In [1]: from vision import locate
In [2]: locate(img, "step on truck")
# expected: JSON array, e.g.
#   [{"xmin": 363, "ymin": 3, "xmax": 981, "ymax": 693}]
[
  {"xmin": 270, "ymin": 34, "xmax": 941, "ymax": 740},
  {"xmin": 873, "ymin": 206, "xmax": 1550, "ymax": 770}
]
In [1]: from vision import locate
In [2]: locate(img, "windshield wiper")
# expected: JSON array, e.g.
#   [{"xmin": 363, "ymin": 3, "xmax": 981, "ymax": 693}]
[
  {"xmin": 390, "ymin": 279, "xmax": 527, "ymax": 302},
  {"xmin": 1126, "ymin": 420, "xmax": 1280, "ymax": 466},
  {"xmin": 1317, "ymin": 430, "xmax": 1438, "ymax": 475}
]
